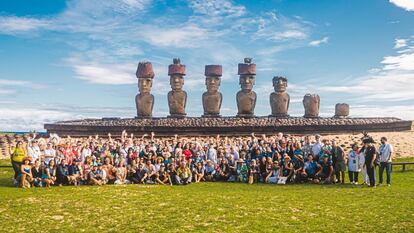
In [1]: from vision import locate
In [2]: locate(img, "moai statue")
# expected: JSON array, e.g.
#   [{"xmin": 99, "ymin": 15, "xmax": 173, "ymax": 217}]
[
  {"xmin": 236, "ymin": 58, "xmax": 257, "ymax": 118},
  {"xmin": 135, "ymin": 61, "xmax": 154, "ymax": 118},
  {"xmin": 202, "ymin": 65, "xmax": 223, "ymax": 117},
  {"xmin": 167, "ymin": 58, "xmax": 187, "ymax": 118},
  {"xmin": 303, "ymin": 94, "xmax": 320, "ymax": 118},
  {"xmin": 270, "ymin": 76, "xmax": 290, "ymax": 117},
  {"xmin": 334, "ymin": 103, "xmax": 350, "ymax": 118}
]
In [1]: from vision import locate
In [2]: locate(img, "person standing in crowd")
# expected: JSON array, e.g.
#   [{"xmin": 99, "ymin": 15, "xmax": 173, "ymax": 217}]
[
  {"xmin": 347, "ymin": 143, "xmax": 361, "ymax": 184},
  {"xmin": 378, "ymin": 137, "xmax": 393, "ymax": 186},
  {"xmin": 27, "ymin": 140, "xmax": 41, "ymax": 163},
  {"xmin": 311, "ymin": 134, "xmax": 324, "ymax": 162},
  {"xmin": 9, "ymin": 141, "xmax": 27, "ymax": 184},
  {"xmin": 331, "ymin": 140, "xmax": 345, "ymax": 184},
  {"xmin": 361, "ymin": 136, "xmax": 376, "ymax": 187},
  {"xmin": 43, "ymin": 142, "xmax": 56, "ymax": 166}
]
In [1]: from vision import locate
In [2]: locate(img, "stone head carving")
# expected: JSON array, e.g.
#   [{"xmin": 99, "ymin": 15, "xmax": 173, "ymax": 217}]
[
  {"xmin": 270, "ymin": 76, "xmax": 290, "ymax": 117},
  {"xmin": 238, "ymin": 58, "xmax": 256, "ymax": 92},
  {"xmin": 135, "ymin": 61, "xmax": 155, "ymax": 118},
  {"xmin": 205, "ymin": 65, "xmax": 222, "ymax": 93},
  {"xmin": 236, "ymin": 58, "xmax": 257, "ymax": 117},
  {"xmin": 136, "ymin": 61, "xmax": 154, "ymax": 94},
  {"xmin": 203, "ymin": 65, "xmax": 223, "ymax": 117},
  {"xmin": 168, "ymin": 58, "xmax": 186, "ymax": 91},
  {"xmin": 273, "ymin": 76, "xmax": 288, "ymax": 92},
  {"xmin": 303, "ymin": 94, "xmax": 320, "ymax": 118},
  {"xmin": 335, "ymin": 103, "xmax": 350, "ymax": 118}
]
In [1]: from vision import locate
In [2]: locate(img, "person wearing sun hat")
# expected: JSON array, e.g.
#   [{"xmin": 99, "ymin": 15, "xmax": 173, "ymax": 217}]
[{"xmin": 235, "ymin": 158, "xmax": 247, "ymax": 182}]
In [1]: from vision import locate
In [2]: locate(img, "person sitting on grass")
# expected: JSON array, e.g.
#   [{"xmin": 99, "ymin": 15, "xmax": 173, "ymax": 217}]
[
  {"xmin": 57, "ymin": 159, "xmax": 75, "ymax": 186},
  {"xmin": 19, "ymin": 157, "xmax": 33, "ymax": 188},
  {"xmin": 167, "ymin": 163, "xmax": 178, "ymax": 184},
  {"xmin": 31, "ymin": 159, "xmax": 43, "ymax": 187},
  {"xmin": 145, "ymin": 159, "xmax": 158, "ymax": 184},
  {"xmin": 248, "ymin": 159, "xmax": 259, "ymax": 184},
  {"xmin": 303, "ymin": 154, "xmax": 319, "ymax": 183},
  {"xmin": 194, "ymin": 162, "xmax": 205, "ymax": 183},
  {"xmin": 292, "ymin": 155, "xmax": 305, "ymax": 183},
  {"xmin": 266, "ymin": 161, "xmax": 279, "ymax": 184},
  {"xmin": 88, "ymin": 165, "xmax": 104, "ymax": 186},
  {"xmin": 217, "ymin": 158, "xmax": 230, "ymax": 181},
  {"xmin": 157, "ymin": 164, "xmax": 170, "ymax": 185},
  {"xmin": 114, "ymin": 159, "xmax": 129, "ymax": 185},
  {"xmin": 69, "ymin": 159, "xmax": 83, "ymax": 186},
  {"xmin": 236, "ymin": 159, "xmax": 248, "ymax": 183},
  {"xmin": 204, "ymin": 160, "xmax": 215, "ymax": 181},
  {"xmin": 176, "ymin": 162, "xmax": 192, "ymax": 185},
  {"xmin": 316, "ymin": 156, "xmax": 333, "ymax": 184},
  {"xmin": 279, "ymin": 156, "xmax": 294, "ymax": 183},
  {"xmin": 131, "ymin": 162, "xmax": 148, "ymax": 184},
  {"xmin": 103, "ymin": 157, "xmax": 116, "ymax": 184},
  {"xmin": 43, "ymin": 159, "xmax": 57, "ymax": 187}
]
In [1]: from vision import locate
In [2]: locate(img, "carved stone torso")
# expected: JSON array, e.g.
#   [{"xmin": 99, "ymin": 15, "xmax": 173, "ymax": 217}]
[
  {"xmin": 270, "ymin": 92, "xmax": 290, "ymax": 116},
  {"xmin": 303, "ymin": 94, "xmax": 320, "ymax": 118},
  {"xmin": 237, "ymin": 90, "xmax": 256, "ymax": 116},
  {"xmin": 168, "ymin": 90, "xmax": 187, "ymax": 116},
  {"xmin": 202, "ymin": 92, "xmax": 222, "ymax": 115},
  {"xmin": 136, "ymin": 93, "xmax": 154, "ymax": 118}
]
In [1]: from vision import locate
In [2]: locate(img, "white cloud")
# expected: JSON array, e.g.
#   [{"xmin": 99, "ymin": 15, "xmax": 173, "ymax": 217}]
[
  {"xmin": 381, "ymin": 52, "xmax": 414, "ymax": 71},
  {"xmin": 309, "ymin": 37, "xmax": 329, "ymax": 47},
  {"xmin": 271, "ymin": 30, "xmax": 308, "ymax": 40},
  {"xmin": 0, "ymin": 79, "xmax": 45, "ymax": 95},
  {"xmin": 141, "ymin": 24, "xmax": 209, "ymax": 48},
  {"xmin": 394, "ymin": 38, "xmax": 408, "ymax": 48},
  {"xmin": 71, "ymin": 62, "xmax": 136, "ymax": 85},
  {"xmin": 0, "ymin": 16, "xmax": 50, "ymax": 34},
  {"xmin": 188, "ymin": 0, "xmax": 246, "ymax": 17},
  {"xmin": 389, "ymin": 0, "xmax": 414, "ymax": 11}
]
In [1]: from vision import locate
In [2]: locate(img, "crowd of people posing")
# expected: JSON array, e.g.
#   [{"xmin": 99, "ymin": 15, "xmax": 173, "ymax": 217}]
[{"xmin": 9, "ymin": 131, "xmax": 394, "ymax": 188}]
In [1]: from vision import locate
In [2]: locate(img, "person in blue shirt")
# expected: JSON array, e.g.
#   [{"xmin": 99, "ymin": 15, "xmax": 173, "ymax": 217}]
[{"xmin": 304, "ymin": 154, "xmax": 319, "ymax": 182}]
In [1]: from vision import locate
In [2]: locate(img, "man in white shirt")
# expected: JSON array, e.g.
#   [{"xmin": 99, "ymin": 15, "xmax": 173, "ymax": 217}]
[
  {"xmin": 378, "ymin": 137, "xmax": 393, "ymax": 186},
  {"xmin": 27, "ymin": 140, "xmax": 41, "ymax": 163},
  {"xmin": 311, "ymin": 134, "xmax": 323, "ymax": 160},
  {"xmin": 43, "ymin": 142, "xmax": 56, "ymax": 166}
]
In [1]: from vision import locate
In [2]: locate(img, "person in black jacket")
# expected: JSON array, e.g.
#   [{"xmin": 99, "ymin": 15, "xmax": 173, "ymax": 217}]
[
  {"xmin": 362, "ymin": 136, "xmax": 376, "ymax": 187},
  {"xmin": 57, "ymin": 160, "xmax": 75, "ymax": 186}
]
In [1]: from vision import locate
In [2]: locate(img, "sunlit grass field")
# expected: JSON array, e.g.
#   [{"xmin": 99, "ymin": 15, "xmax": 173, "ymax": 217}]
[{"xmin": 0, "ymin": 159, "xmax": 413, "ymax": 232}]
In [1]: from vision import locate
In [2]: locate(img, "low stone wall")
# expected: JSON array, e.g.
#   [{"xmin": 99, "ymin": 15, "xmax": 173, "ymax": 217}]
[{"xmin": 44, "ymin": 117, "xmax": 413, "ymax": 137}]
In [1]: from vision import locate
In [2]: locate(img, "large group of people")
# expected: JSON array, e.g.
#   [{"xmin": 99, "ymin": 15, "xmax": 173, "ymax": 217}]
[{"xmin": 9, "ymin": 131, "xmax": 393, "ymax": 188}]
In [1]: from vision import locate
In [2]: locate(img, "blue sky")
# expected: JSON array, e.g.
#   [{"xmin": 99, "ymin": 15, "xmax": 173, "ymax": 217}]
[{"xmin": 0, "ymin": 0, "xmax": 414, "ymax": 131}]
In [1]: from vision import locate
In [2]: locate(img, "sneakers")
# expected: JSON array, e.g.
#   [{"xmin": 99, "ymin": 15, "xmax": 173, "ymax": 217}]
[
  {"xmin": 387, "ymin": 184, "xmax": 391, "ymax": 187},
  {"xmin": 354, "ymin": 182, "xmax": 358, "ymax": 185}
]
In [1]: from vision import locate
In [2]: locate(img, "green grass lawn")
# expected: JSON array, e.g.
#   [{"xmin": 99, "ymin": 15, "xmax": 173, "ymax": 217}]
[{"xmin": 0, "ymin": 159, "xmax": 413, "ymax": 233}]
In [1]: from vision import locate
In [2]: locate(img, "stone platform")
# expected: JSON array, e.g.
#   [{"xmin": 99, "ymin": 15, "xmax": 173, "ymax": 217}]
[{"xmin": 44, "ymin": 117, "xmax": 412, "ymax": 137}]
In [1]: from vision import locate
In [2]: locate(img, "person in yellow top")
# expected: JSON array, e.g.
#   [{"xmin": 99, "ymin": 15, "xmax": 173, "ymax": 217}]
[
  {"xmin": 175, "ymin": 162, "xmax": 192, "ymax": 185},
  {"xmin": 9, "ymin": 141, "xmax": 27, "ymax": 181}
]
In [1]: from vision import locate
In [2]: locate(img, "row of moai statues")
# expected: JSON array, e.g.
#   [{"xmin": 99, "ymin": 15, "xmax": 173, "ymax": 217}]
[{"xmin": 135, "ymin": 58, "xmax": 350, "ymax": 118}]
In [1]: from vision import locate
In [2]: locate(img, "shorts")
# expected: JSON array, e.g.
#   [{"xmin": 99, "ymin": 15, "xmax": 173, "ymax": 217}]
[{"xmin": 334, "ymin": 161, "xmax": 346, "ymax": 172}]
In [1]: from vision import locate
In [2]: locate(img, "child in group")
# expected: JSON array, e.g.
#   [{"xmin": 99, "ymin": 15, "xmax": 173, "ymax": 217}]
[{"xmin": 236, "ymin": 159, "xmax": 248, "ymax": 183}]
